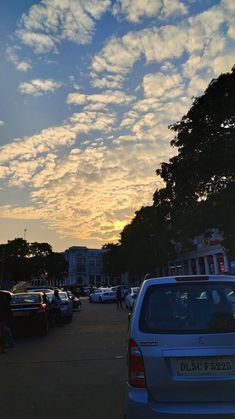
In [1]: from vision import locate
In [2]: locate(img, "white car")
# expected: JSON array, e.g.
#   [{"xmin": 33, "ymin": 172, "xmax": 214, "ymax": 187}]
[
  {"xmin": 125, "ymin": 275, "xmax": 235, "ymax": 419},
  {"xmin": 125, "ymin": 287, "xmax": 140, "ymax": 309},
  {"xmin": 111, "ymin": 285, "xmax": 129, "ymax": 299},
  {"xmin": 89, "ymin": 288, "xmax": 116, "ymax": 303}
]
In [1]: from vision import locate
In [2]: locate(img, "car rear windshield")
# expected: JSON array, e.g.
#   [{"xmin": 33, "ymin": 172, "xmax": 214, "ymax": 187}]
[
  {"xmin": 11, "ymin": 294, "xmax": 41, "ymax": 304},
  {"xmin": 59, "ymin": 292, "xmax": 69, "ymax": 300},
  {"xmin": 139, "ymin": 282, "xmax": 235, "ymax": 334}
]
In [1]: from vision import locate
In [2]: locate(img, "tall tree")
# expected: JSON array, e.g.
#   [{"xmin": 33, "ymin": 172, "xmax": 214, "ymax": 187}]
[
  {"xmin": 102, "ymin": 243, "xmax": 124, "ymax": 277},
  {"xmin": 156, "ymin": 67, "xmax": 235, "ymax": 255},
  {"xmin": 120, "ymin": 205, "xmax": 172, "ymax": 276}
]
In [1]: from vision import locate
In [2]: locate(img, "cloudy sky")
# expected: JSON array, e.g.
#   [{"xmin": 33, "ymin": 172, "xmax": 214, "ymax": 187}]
[{"xmin": 0, "ymin": 0, "xmax": 234, "ymax": 252}]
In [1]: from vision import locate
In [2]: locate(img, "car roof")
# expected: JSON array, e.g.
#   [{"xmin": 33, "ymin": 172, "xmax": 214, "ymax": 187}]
[
  {"xmin": 142, "ymin": 275, "xmax": 235, "ymax": 286},
  {"xmin": 0, "ymin": 289, "xmax": 13, "ymax": 295},
  {"xmin": 12, "ymin": 291, "xmax": 44, "ymax": 296}
]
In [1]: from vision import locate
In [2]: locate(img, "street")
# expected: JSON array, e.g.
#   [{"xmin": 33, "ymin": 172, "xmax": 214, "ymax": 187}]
[{"xmin": 0, "ymin": 298, "xmax": 128, "ymax": 419}]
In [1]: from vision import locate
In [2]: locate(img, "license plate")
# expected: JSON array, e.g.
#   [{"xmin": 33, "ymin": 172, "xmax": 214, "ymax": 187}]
[
  {"xmin": 177, "ymin": 357, "xmax": 235, "ymax": 376},
  {"xmin": 13, "ymin": 311, "xmax": 31, "ymax": 317}
]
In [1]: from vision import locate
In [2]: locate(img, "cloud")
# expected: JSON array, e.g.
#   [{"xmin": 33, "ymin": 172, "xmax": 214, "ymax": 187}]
[
  {"xmin": 16, "ymin": 0, "xmax": 111, "ymax": 54},
  {"xmin": 66, "ymin": 90, "xmax": 135, "ymax": 106},
  {"xmin": 143, "ymin": 71, "xmax": 184, "ymax": 98},
  {"xmin": 0, "ymin": 141, "xmax": 165, "ymax": 244},
  {"xmin": 6, "ymin": 46, "xmax": 31, "ymax": 71},
  {"xmin": 112, "ymin": 0, "xmax": 187, "ymax": 23},
  {"xmin": 18, "ymin": 79, "xmax": 63, "ymax": 96},
  {"xmin": 2, "ymin": 0, "xmax": 235, "ymax": 248},
  {"xmin": 16, "ymin": 31, "xmax": 57, "ymax": 54},
  {"xmin": 0, "ymin": 120, "xmax": 5, "ymax": 127},
  {"xmin": 0, "ymin": 111, "xmax": 116, "ymax": 181},
  {"xmin": 90, "ymin": 74, "xmax": 125, "ymax": 89},
  {"xmin": 92, "ymin": 1, "xmax": 234, "ymax": 78},
  {"xmin": 91, "ymin": 26, "xmax": 189, "ymax": 75}
]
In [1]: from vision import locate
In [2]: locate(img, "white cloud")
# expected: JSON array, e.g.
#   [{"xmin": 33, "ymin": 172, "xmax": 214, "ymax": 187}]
[
  {"xmin": 91, "ymin": 26, "xmax": 189, "ymax": 75},
  {"xmin": 91, "ymin": 74, "xmax": 125, "ymax": 89},
  {"xmin": 112, "ymin": 0, "xmax": 187, "ymax": 22},
  {"xmin": 6, "ymin": 46, "xmax": 31, "ymax": 71},
  {"xmin": 0, "ymin": 111, "xmax": 116, "ymax": 174},
  {"xmin": 2, "ymin": 0, "xmax": 235, "ymax": 248},
  {"xmin": 0, "ymin": 120, "xmax": 5, "ymax": 127},
  {"xmin": 0, "ymin": 141, "xmax": 165, "ymax": 243},
  {"xmin": 161, "ymin": 0, "xmax": 188, "ymax": 18},
  {"xmin": 92, "ymin": 0, "xmax": 234, "ymax": 79},
  {"xmin": 112, "ymin": 0, "xmax": 162, "ymax": 22},
  {"xmin": 187, "ymin": 74, "xmax": 211, "ymax": 97},
  {"xmin": 143, "ymin": 72, "xmax": 184, "ymax": 98},
  {"xmin": 66, "ymin": 90, "xmax": 135, "ymax": 106},
  {"xmin": 16, "ymin": 31, "xmax": 57, "ymax": 54},
  {"xmin": 16, "ymin": 0, "xmax": 111, "ymax": 54},
  {"xmin": 18, "ymin": 79, "xmax": 63, "ymax": 96}
]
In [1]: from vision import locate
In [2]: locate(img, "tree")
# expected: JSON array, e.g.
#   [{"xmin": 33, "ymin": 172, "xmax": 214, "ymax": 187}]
[
  {"xmin": 29, "ymin": 242, "xmax": 52, "ymax": 257},
  {"xmin": 102, "ymin": 243, "xmax": 124, "ymax": 278},
  {"xmin": 0, "ymin": 238, "xmax": 68, "ymax": 283},
  {"xmin": 156, "ymin": 67, "xmax": 235, "ymax": 255},
  {"xmin": 120, "ymin": 205, "xmax": 172, "ymax": 277}
]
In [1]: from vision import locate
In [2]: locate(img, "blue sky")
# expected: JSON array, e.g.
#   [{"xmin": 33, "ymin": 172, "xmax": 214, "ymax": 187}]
[{"xmin": 0, "ymin": 0, "xmax": 234, "ymax": 252}]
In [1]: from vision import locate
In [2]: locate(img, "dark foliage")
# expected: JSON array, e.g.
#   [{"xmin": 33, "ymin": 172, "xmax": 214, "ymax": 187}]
[{"xmin": 0, "ymin": 238, "xmax": 68, "ymax": 283}]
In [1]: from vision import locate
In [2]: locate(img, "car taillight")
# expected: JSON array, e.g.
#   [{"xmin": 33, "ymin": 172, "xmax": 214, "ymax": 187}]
[
  {"xmin": 128, "ymin": 339, "xmax": 146, "ymax": 387},
  {"xmin": 38, "ymin": 303, "xmax": 47, "ymax": 313}
]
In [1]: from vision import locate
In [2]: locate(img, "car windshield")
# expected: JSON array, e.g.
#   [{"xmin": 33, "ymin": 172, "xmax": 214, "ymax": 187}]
[
  {"xmin": 11, "ymin": 294, "xmax": 41, "ymax": 304},
  {"xmin": 140, "ymin": 282, "xmax": 235, "ymax": 334}
]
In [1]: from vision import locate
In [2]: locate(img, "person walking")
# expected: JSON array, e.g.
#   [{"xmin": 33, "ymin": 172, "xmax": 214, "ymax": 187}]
[{"xmin": 116, "ymin": 286, "xmax": 123, "ymax": 309}]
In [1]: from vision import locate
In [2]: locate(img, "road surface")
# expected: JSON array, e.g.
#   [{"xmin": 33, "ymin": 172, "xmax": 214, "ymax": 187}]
[{"xmin": 0, "ymin": 297, "xmax": 129, "ymax": 419}]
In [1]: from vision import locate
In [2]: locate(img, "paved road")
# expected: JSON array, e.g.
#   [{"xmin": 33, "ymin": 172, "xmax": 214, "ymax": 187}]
[{"xmin": 0, "ymin": 298, "xmax": 129, "ymax": 419}]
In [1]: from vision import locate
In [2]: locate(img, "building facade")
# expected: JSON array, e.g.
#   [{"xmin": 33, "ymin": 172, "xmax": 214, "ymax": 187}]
[
  {"xmin": 64, "ymin": 246, "xmax": 107, "ymax": 287},
  {"xmin": 167, "ymin": 231, "xmax": 231, "ymax": 277}
]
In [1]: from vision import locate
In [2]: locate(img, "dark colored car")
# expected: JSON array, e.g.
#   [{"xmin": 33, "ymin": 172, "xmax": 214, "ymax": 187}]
[{"xmin": 11, "ymin": 292, "xmax": 51, "ymax": 336}]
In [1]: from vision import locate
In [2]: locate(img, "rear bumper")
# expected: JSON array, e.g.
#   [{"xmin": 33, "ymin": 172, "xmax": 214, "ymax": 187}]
[
  {"xmin": 11, "ymin": 314, "xmax": 47, "ymax": 328},
  {"xmin": 125, "ymin": 384, "xmax": 235, "ymax": 418},
  {"xmin": 60, "ymin": 307, "xmax": 72, "ymax": 317}
]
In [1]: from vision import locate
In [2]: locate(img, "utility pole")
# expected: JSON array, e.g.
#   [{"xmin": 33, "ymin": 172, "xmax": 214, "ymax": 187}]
[{"xmin": 24, "ymin": 228, "xmax": 27, "ymax": 241}]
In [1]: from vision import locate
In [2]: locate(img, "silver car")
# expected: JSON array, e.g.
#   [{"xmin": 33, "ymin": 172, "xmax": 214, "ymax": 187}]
[{"xmin": 125, "ymin": 275, "xmax": 235, "ymax": 419}]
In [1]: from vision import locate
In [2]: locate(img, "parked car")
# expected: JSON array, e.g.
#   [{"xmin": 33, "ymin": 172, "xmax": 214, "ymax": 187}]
[
  {"xmin": 89, "ymin": 288, "xmax": 116, "ymax": 303},
  {"xmin": 11, "ymin": 292, "xmax": 51, "ymax": 336},
  {"xmin": 57, "ymin": 291, "xmax": 73, "ymax": 321},
  {"xmin": 125, "ymin": 287, "xmax": 140, "ymax": 309},
  {"xmin": 46, "ymin": 290, "xmax": 73, "ymax": 322},
  {"xmin": 111, "ymin": 285, "xmax": 129, "ymax": 299},
  {"xmin": 67, "ymin": 290, "xmax": 82, "ymax": 310},
  {"xmin": 26, "ymin": 287, "xmax": 55, "ymax": 293},
  {"xmin": 125, "ymin": 275, "xmax": 235, "ymax": 419},
  {"xmin": 84, "ymin": 286, "xmax": 97, "ymax": 296}
]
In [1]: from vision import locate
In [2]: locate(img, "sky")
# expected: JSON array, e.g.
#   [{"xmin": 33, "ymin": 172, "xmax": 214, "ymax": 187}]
[{"xmin": 0, "ymin": 0, "xmax": 234, "ymax": 252}]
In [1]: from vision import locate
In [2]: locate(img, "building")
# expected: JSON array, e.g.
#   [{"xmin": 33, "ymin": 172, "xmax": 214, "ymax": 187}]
[
  {"xmin": 64, "ymin": 246, "xmax": 108, "ymax": 287},
  {"xmin": 167, "ymin": 231, "xmax": 231, "ymax": 276}
]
